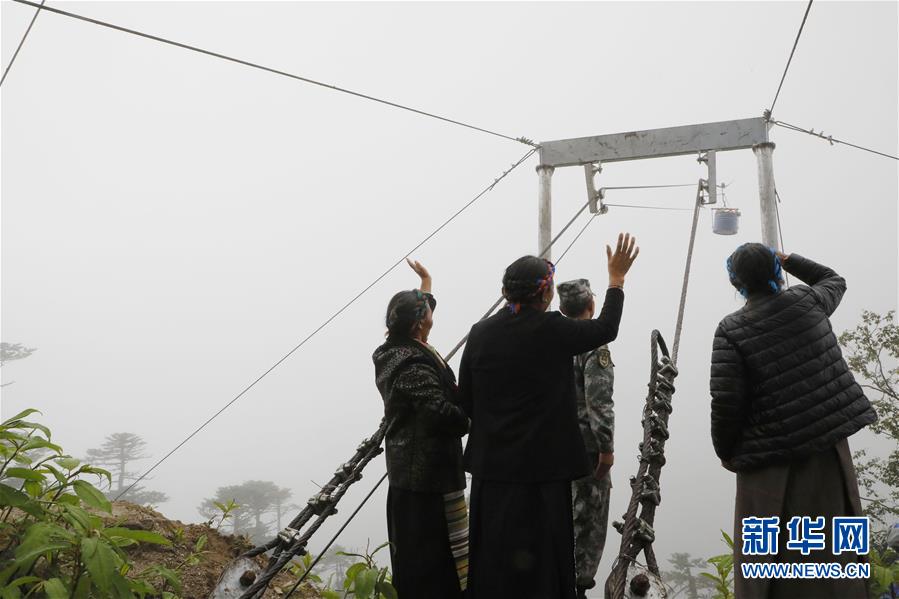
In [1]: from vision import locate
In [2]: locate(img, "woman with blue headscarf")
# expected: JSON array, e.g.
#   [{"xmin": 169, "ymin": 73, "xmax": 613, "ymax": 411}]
[{"xmin": 710, "ymin": 243, "xmax": 877, "ymax": 599}]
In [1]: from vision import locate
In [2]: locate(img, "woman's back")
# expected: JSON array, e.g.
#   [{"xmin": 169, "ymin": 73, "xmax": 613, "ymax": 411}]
[{"xmin": 711, "ymin": 253, "xmax": 877, "ymax": 471}]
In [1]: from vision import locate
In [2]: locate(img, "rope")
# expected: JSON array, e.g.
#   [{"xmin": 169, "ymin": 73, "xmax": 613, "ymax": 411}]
[
  {"xmin": 601, "ymin": 184, "xmax": 697, "ymax": 191},
  {"xmin": 282, "ymin": 472, "xmax": 388, "ymax": 599},
  {"xmin": 768, "ymin": 0, "xmax": 814, "ymax": 117},
  {"xmin": 605, "ymin": 330, "xmax": 676, "ymax": 599},
  {"xmin": 670, "ymin": 185, "xmax": 703, "ymax": 364},
  {"xmin": 604, "ymin": 204, "xmax": 694, "ymax": 212},
  {"xmin": 114, "ymin": 147, "xmax": 537, "ymax": 501},
  {"xmin": 0, "ymin": 0, "xmax": 46, "ymax": 87},
  {"xmin": 774, "ymin": 190, "xmax": 792, "ymax": 288},
  {"xmin": 9, "ymin": 0, "xmax": 536, "ymax": 148},
  {"xmin": 771, "ymin": 119, "xmax": 899, "ymax": 161}
]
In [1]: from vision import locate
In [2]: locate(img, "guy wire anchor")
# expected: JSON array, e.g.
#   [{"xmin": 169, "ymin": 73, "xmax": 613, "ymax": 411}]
[{"xmin": 583, "ymin": 162, "xmax": 608, "ymax": 214}]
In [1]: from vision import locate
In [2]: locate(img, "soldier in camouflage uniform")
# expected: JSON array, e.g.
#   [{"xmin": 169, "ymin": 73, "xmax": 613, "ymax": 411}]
[{"xmin": 557, "ymin": 279, "xmax": 615, "ymax": 599}]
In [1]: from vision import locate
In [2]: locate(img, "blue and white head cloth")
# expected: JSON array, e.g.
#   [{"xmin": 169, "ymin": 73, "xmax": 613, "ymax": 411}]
[{"xmin": 726, "ymin": 243, "xmax": 783, "ymax": 298}]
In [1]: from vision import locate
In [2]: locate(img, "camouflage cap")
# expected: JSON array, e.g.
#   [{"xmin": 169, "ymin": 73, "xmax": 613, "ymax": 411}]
[{"xmin": 556, "ymin": 278, "xmax": 595, "ymax": 300}]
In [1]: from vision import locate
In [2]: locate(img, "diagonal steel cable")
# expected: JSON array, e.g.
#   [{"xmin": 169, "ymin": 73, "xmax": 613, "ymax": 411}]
[
  {"xmin": 114, "ymin": 147, "xmax": 537, "ymax": 501},
  {"xmin": 768, "ymin": 0, "xmax": 814, "ymax": 117},
  {"xmin": 771, "ymin": 119, "xmax": 898, "ymax": 161},
  {"xmin": 10, "ymin": 0, "xmax": 536, "ymax": 147},
  {"xmin": 0, "ymin": 0, "xmax": 46, "ymax": 87}
]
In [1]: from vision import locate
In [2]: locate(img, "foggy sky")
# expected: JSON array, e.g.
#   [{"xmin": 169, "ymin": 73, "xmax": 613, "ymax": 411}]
[{"xmin": 2, "ymin": 2, "xmax": 897, "ymax": 594}]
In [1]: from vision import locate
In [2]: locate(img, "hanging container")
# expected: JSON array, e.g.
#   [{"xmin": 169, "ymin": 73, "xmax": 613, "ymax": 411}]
[{"xmin": 713, "ymin": 208, "xmax": 741, "ymax": 235}]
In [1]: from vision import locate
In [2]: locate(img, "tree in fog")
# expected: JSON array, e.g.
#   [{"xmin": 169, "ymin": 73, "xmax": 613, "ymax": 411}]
[
  {"xmin": 198, "ymin": 480, "xmax": 295, "ymax": 543},
  {"xmin": 0, "ymin": 342, "xmax": 37, "ymax": 387},
  {"xmin": 84, "ymin": 432, "xmax": 169, "ymax": 506}
]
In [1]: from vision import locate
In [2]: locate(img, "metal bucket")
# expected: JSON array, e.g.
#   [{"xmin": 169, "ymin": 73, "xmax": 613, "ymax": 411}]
[{"xmin": 713, "ymin": 208, "xmax": 741, "ymax": 235}]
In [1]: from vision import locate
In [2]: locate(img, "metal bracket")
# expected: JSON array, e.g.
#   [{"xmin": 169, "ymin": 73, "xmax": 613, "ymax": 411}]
[
  {"xmin": 583, "ymin": 162, "xmax": 607, "ymax": 215},
  {"xmin": 698, "ymin": 150, "xmax": 717, "ymax": 205}
]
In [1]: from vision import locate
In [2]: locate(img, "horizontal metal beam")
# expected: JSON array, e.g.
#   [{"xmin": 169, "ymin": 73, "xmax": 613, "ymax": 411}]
[{"xmin": 539, "ymin": 117, "xmax": 769, "ymax": 167}]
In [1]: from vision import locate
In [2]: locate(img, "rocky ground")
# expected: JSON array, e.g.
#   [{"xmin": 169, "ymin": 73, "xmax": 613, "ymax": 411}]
[{"xmin": 106, "ymin": 501, "xmax": 319, "ymax": 599}]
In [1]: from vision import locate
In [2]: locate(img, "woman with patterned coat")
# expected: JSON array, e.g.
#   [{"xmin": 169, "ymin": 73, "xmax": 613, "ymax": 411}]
[
  {"xmin": 372, "ymin": 259, "xmax": 469, "ymax": 599},
  {"xmin": 710, "ymin": 243, "xmax": 877, "ymax": 599}
]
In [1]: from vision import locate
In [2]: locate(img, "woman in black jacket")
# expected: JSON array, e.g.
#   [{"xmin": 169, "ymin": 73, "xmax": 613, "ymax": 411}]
[
  {"xmin": 460, "ymin": 233, "xmax": 638, "ymax": 599},
  {"xmin": 372, "ymin": 259, "xmax": 469, "ymax": 599},
  {"xmin": 710, "ymin": 243, "xmax": 877, "ymax": 599}
]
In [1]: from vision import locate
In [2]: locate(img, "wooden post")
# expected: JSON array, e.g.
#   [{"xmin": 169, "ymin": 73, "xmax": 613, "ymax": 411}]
[
  {"xmin": 536, "ymin": 165, "xmax": 554, "ymax": 259},
  {"xmin": 752, "ymin": 142, "xmax": 780, "ymax": 249}
]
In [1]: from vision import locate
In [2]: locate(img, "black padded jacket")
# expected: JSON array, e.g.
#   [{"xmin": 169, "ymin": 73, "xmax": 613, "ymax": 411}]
[
  {"xmin": 373, "ymin": 336, "xmax": 468, "ymax": 493},
  {"xmin": 709, "ymin": 254, "xmax": 877, "ymax": 472}
]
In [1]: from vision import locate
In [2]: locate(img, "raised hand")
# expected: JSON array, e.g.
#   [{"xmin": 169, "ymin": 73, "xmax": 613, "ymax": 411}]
[
  {"xmin": 606, "ymin": 232, "xmax": 639, "ymax": 287},
  {"xmin": 406, "ymin": 258, "xmax": 432, "ymax": 293}
]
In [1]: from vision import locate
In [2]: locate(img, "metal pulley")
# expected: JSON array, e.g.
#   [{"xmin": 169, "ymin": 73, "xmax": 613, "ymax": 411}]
[{"xmin": 712, "ymin": 207, "xmax": 741, "ymax": 235}]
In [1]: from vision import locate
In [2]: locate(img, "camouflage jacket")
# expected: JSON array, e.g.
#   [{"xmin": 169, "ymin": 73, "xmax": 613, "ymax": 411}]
[{"xmin": 573, "ymin": 345, "xmax": 615, "ymax": 455}]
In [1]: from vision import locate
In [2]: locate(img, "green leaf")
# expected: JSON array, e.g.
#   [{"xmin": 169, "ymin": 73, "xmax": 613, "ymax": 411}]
[
  {"xmin": 7, "ymin": 576, "xmax": 42, "ymax": 588},
  {"xmin": 344, "ymin": 562, "xmax": 366, "ymax": 588},
  {"xmin": 354, "ymin": 567, "xmax": 379, "ymax": 599},
  {"xmin": 56, "ymin": 493, "xmax": 80, "ymax": 506},
  {"xmin": 72, "ymin": 480, "xmax": 111, "ymax": 513},
  {"xmin": 1, "ymin": 409, "xmax": 41, "ymax": 427},
  {"xmin": 42, "ymin": 464, "xmax": 69, "ymax": 487},
  {"xmin": 0, "ymin": 483, "xmax": 30, "ymax": 507},
  {"xmin": 154, "ymin": 566, "xmax": 182, "ymax": 593},
  {"xmin": 14, "ymin": 522, "xmax": 71, "ymax": 564},
  {"xmin": 55, "ymin": 457, "xmax": 80, "ymax": 471},
  {"xmin": 0, "ymin": 585, "xmax": 23, "ymax": 599},
  {"xmin": 80, "ymin": 466, "xmax": 112, "ymax": 486},
  {"xmin": 21, "ymin": 437, "xmax": 62, "ymax": 454},
  {"xmin": 104, "ymin": 527, "xmax": 171, "ymax": 546},
  {"xmin": 195, "ymin": 534, "xmax": 207, "ymax": 552},
  {"xmin": 81, "ymin": 537, "xmax": 121, "ymax": 595},
  {"xmin": 42, "ymin": 578, "xmax": 69, "ymax": 599},
  {"xmin": 3, "ymin": 468, "xmax": 44, "ymax": 482},
  {"xmin": 129, "ymin": 578, "xmax": 157, "ymax": 597},
  {"xmin": 16, "ymin": 421, "xmax": 51, "ymax": 439},
  {"xmin": 61, "ymin": 504, "xmax": 94, "ymax": 533},
  {"xmin": 377, "ymin": 581, "xmax": 399, "ymax": 599},
  {"xmin": 23, "ymin": 481, "xmax": 42, "ymax": 498}
]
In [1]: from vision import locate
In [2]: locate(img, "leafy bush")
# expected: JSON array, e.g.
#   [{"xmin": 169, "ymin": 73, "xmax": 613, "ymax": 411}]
[
  {"xmin": 701, "ymin": 531, "xmax": 734, "ymax": 599},
  {"xmin": 0, "ymin": 408, "xmax": 190, "ymax": 598}
]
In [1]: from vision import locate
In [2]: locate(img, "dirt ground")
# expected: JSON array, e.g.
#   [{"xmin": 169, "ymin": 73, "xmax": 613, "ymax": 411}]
[{"xmin": 106, "ymin": 501, "xmax": 320, "ymax": 599}]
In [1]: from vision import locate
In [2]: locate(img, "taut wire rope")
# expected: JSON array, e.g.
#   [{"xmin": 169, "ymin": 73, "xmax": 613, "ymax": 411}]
[
  {"xmin": 9, "ymin": 0, "xmax": 537, "ymax": 147},
  {"xmin": 115, "ymin": 147, "xmax": 537, "ymax": 502},
  {"xmin": 0, "ymin": 0, "xmax": 46, "ymax": 87}
]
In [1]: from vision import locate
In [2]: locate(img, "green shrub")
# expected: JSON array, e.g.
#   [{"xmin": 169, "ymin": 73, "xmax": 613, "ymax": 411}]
[{"xmin": 0, "ymin": 408, "xmax": 184, "ymax": 598}]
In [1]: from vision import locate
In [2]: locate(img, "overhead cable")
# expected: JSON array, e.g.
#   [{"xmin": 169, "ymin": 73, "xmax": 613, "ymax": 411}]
[
  {"xmin": 114, "ymin": 147, "xmax": 537, "ymax": 501},
  {"xmin": 10, "ymin": 0, "xmax": 537, "ymax": 147},
  {"xmin": 0, "ymin": 0, "xmax": 46, "ymax": 87}
]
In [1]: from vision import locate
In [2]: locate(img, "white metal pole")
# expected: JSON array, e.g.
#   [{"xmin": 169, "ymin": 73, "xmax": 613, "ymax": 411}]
[
  {"xmin": 752, "ymin": 142, "xmax": 780, "ymax": 250},
  {"xmin": 537, "ymin": 165, "xmax": 554, "ymax": 259}
]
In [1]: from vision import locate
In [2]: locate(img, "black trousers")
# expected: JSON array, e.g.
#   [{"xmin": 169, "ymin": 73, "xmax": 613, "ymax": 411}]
[
  {"xmin": 467, "ymin": 478, "xmax": 576, "ymax": 599},
  {"xmin": 386, "ymin": 486, "xmax": 462, "ymax": 599}
]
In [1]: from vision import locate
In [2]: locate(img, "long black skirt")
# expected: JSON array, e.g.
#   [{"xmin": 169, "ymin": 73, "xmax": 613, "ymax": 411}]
[
  {"xmin": 386, "ymin": 486, "xmax": 463, "ymax": 599},
  {"xmin": 467, "ymin": 478, "xmax": 577, "ymax": 599},
  {"xmin": 733, "ymin": 438, "xmax": 868, "ymax": 599}
]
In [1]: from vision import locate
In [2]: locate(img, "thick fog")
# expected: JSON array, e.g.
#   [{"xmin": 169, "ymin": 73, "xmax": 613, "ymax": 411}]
[{"xmin": 2, "ymin": 1, "xmax": 897, "ymax": 594}]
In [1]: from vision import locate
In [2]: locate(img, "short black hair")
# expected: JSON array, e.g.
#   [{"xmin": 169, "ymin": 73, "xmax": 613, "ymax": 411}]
[
  {"xmin": 559, "ymin": 294, "xmax": 592, "ymax": 318},
  {"xmin": 385, "ymin": 290, "xmax": 433, "ymax": 337},
  {"xmin": 502, "ymin": 256, "xmax": 553, "ymax": 305},
  {"xmin": 727, "ymin": 243, "xmax": 783, "ymax": 297}
]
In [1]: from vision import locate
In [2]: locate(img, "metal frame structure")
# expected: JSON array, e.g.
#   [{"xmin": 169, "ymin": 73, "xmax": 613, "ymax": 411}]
[{"xmin": 534, "ymin": 116, "xmax": 780, "ymax": 259}]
